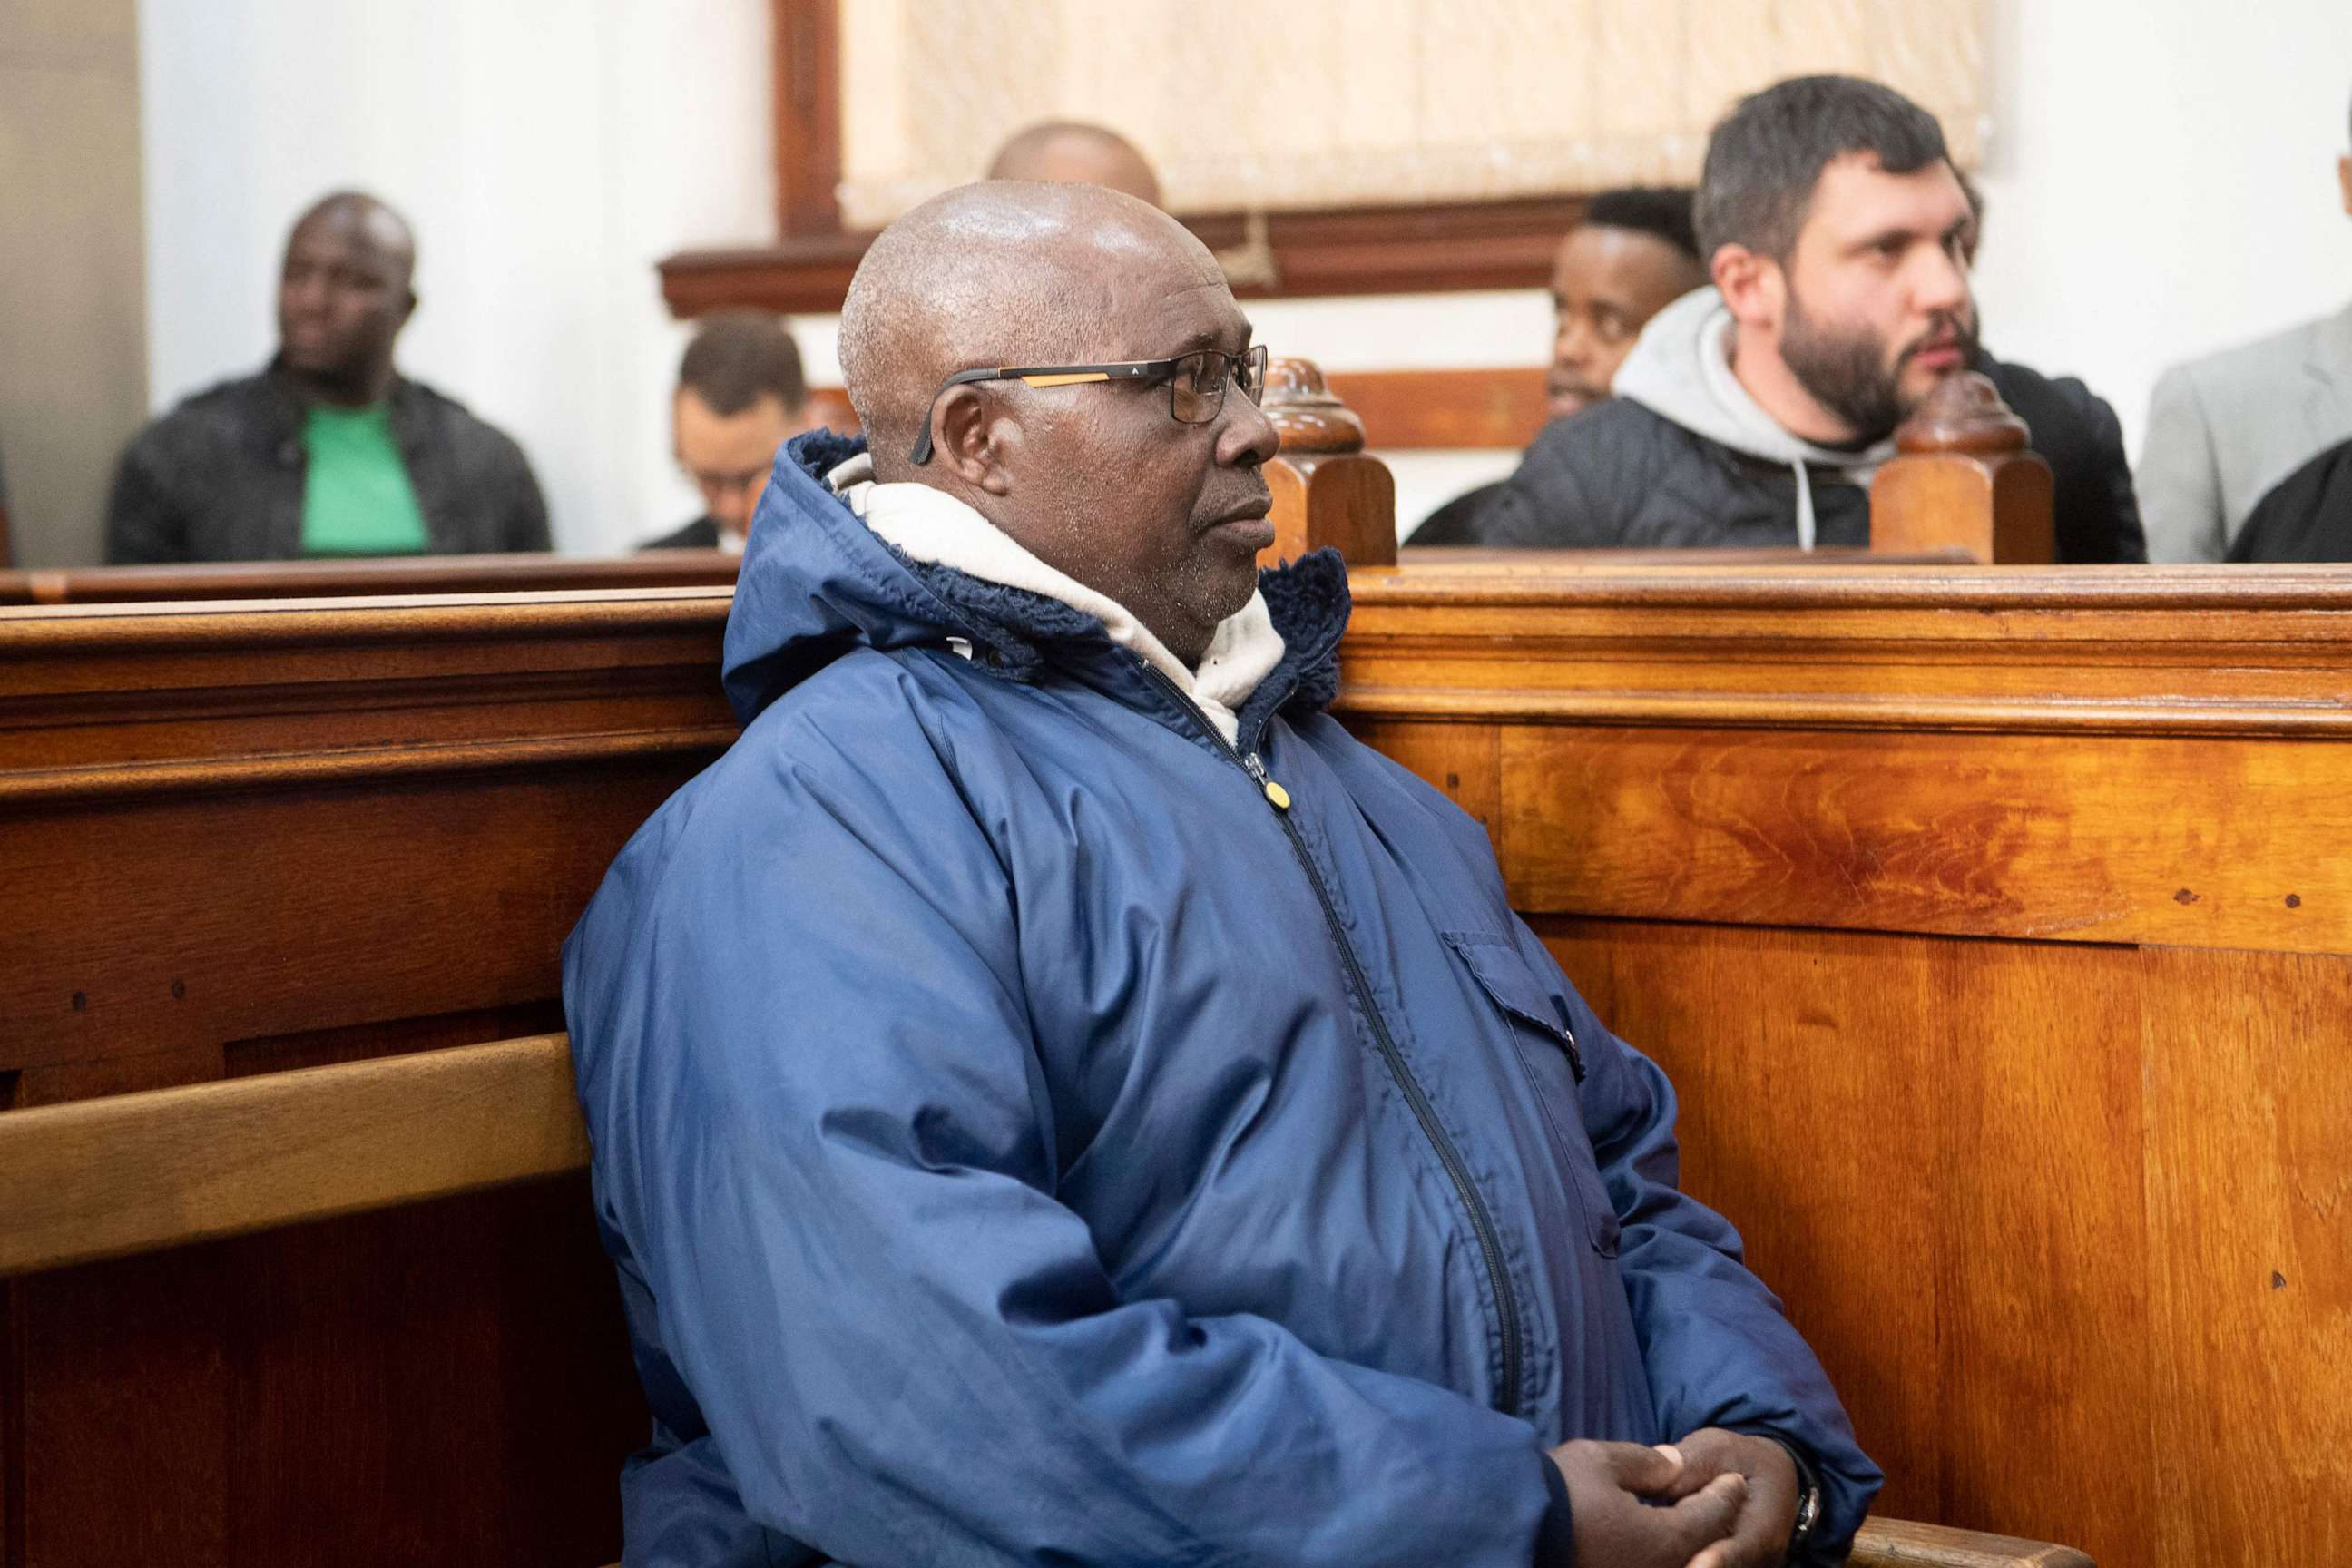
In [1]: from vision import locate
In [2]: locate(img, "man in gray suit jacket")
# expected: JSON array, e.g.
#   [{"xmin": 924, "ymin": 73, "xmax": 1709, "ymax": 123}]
[{"xmin": 2139, "ymin": 113, "xmax": 2352, "ymax": 561}]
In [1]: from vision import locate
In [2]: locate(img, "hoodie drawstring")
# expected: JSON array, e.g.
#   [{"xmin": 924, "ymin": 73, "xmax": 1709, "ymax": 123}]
[{"xmin": 1792, "ymin": 459, "xmax": 1817, "ymax": 551}]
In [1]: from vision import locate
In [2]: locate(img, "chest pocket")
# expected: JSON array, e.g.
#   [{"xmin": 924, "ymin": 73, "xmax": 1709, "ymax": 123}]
[{"xmin": 1443, "ymin": 930, "xmax": 1620, "ymax": 1258}]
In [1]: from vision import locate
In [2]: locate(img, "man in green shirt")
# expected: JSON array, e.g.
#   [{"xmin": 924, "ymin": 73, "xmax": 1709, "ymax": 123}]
[{"xmin": 107, "ymin": 191, "xmax": 551, "ymax": 563}]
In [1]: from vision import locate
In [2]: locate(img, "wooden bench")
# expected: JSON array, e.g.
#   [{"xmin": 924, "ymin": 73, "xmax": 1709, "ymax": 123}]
[
  {"xmin": 0, "ymin": 584, "xmax": 2130, "ymax": 1563},
  {"xmin": 0, "ymin": 1034, "xmax": 2088, "ymax": 1568},
  {"xmin": 0, "ymin": 548, "xmax": 741, "ymax": 605}
]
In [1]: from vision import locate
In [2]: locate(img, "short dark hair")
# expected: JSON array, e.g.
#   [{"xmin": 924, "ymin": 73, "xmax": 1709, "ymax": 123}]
[
  {"xmin": 1694, "ymin": 74, "xmax": 1950, "ymax": 262},
  {"xmin": 1580, "ymin": 186, "xmax": 1700, "ymax": 262},
  {"xmin": 678, "ymin": 309, "xmax": 808, "ymax": 416}
]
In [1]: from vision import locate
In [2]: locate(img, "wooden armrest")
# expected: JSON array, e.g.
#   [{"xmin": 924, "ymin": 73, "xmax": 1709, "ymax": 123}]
[
  {"xmin": 0, "ymin": 1034, "xmax": 587, "ymax": 1276},
  {"xmin": 1853, "ymin": 1515, "xmax": 2095, "ymax": 1567}
]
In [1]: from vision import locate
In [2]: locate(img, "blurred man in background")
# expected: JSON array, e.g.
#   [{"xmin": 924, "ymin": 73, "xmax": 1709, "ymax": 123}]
[
  {"xmin": 1414, "ymin": 188, "xmax": 1707, "ymax": 544},
  {"xmin": 642, "ymin": 309, "xmax": 815, "ymax": 552},
  {"xmin": 106, "ymin": 191, "xmax": 549, "ymax": 564}
]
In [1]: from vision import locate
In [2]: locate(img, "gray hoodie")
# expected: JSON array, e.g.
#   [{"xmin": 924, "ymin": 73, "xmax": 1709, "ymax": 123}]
[{"xmin": 1610, "ymin": 288, "xmax": 1893, "ymax": 550}]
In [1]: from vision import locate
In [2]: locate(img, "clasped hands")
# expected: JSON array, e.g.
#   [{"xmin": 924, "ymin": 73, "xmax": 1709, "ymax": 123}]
[{"xmin": 1544, "ymin": 1426, "xmax": 1798, "ymax": 1568}]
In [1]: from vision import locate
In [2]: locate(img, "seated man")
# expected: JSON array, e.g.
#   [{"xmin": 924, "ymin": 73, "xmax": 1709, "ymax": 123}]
[
  {"xmin": 106, "ymin": 191, "xmax": 549, "ymax": 564},
  {"xmin": 1471, "ymin": 75, "xmax": 2138, "ymax": 561},
  {"xmin": 1413, "ymin": 187, "xmax": 1707, "ymax": 544},
  {"xmin": 642, "ymin": 309, "xmax": 815, "ymax": 553},
  {"xmin": 564, "ymin": 181, "xmax": 1878, "ymax": 1568},
  {"xmin": 2140, "ymin": 91, "xmax": 2352, "ymax": 562}
]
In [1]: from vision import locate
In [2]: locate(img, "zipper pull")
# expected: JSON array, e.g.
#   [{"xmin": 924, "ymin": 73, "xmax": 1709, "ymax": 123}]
[{"xmin": 1243, "ymin": 751, "xmax": 1291, "ymax": 811}]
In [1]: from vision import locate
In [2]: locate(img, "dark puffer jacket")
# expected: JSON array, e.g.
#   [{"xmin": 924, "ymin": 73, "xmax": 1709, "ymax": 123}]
[
  {"xmin": 1467, "ymin": 355, "xmax": 2146, "ymax": 562},
  {"xmin": 104, "ymin": 361, "xmax": 550, "ymax": 563},
  {"xmin": 564, "ymin": 430, "xmax": 1879, "ymax": 1567}
]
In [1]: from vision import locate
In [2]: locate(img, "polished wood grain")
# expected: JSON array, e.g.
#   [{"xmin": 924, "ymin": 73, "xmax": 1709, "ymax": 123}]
[
  {"xmin": 1323, "ymin": 366, "xmax": 1550, "ymax": 452},
  {"xmin": 0, "ymin": 587, "xmax": 721, "ymax": 1565},
  {"xmin": 16, "ymin": 546, "xmax": 2334, "ymax": 1563},
  {"xmin": 769, "ymin": 0, "xmax": 842, "ymax": 237},
  {"xmin": 1342, "ymin": 553, "xmax": 2352, "ymax": 1568},
  {"xmin": 0, "ymin": 1035, "xmax": 584, "ymax": 1276},
  {"xmin": 0, "ymin": 1013, "xmax": 2092, "ymax": 1568},
  {"xmin": 1263, "ymin": 357, "xmax": 1397, "ymax": 570},
  {"xmin": 1852, "ymin": 1517, "xmax": 2095, "ymax": 1568},
  {"xmin": 0, "ymin": 550, "xmax": 739, "ymax": 605},
  {"xmin": 1872, "ymin": 373, "xmax": 2055, "ymax": 564},
  {"xmin": 660, "ymin": 193, "xmax": 1590, "ymax": 316}
]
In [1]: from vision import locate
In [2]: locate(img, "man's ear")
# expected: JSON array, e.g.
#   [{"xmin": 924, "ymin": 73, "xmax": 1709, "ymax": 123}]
[
  {"xmin": 1711, "ymin": 243, "xmax": 1780, "ymax": 328},
  {"xmin": 2338, "ymin": 156, "xmax": 2351, "ymax": 219},
  {"xmin": 936, "ymin": 386, "xmax": 1015, "ymax": 497},
  {"xmin": 398, "ymin": 289, "xmax": 419, "ymax": 328}
]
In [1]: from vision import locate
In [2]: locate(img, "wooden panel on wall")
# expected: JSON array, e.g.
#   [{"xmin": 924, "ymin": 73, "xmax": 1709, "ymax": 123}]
[
  {"xmin": 1494, "ymin": 723, "xmax": 2352, "ymax": 954},
  {"xmin": 1530, "ymin": 917, "xmax": 2349, "ymax": 1568},
  {"xmin": 0, "ymin": 588, "xmax": 725, "ymax": 1566},
  {"xmin": 15, "ymin": 1181, "xmax": 643, "ymax": 1568},
  {"xmin": 1337, "ymin": 554, "xmax": 2352, "ymax": 1568}
]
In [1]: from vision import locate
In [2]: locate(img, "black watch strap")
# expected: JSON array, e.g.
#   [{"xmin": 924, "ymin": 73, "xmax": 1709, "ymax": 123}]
[{"xmin": 1767, "ymin": 1436, "xmax": 1823, "ymax": 1559}]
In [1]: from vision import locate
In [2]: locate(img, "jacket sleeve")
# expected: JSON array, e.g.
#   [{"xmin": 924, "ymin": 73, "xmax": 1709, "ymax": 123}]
[
  {"xmin": 1514, "ymin": 925, "xmax": 1883, "ymax": 1563},
  {"xmin": 2137, "ymin": 366, "xmax": 2227, "ymax": 562},
  {"xmin": 103, "ymin": 431, "xmax": 190, "ymax": 564},
  {"xmin": 1472, "ymin": 422, "xmax": 1613, "ymax": 547},
  {"xmin": 574, "ymin": 730, "xmax": 1567, "ymax": 1568},
  {"xmin": 2051, "ymin": 377, "xmax": 2147, "ymax": 564},
  {"xmin": 499, "ymin": 438, "xmax": 554, "ymax": 552}
]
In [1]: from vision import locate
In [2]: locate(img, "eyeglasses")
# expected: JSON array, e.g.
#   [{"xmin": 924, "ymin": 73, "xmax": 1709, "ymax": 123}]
[{"xmin": 908, "ymin": 345, "xmax": 1270, "ymax": 466}]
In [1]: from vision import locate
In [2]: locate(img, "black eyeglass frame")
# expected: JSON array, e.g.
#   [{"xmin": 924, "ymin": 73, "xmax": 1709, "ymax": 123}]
[{"xmin": 906, "ymin": 345, "xmax": 1269, "ymax": 466}]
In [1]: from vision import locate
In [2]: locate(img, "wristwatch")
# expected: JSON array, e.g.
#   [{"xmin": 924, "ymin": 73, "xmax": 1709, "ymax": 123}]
[{"xmin": 1769, "ymin": 1437, "xmax": 1823, "ymax": 1559}]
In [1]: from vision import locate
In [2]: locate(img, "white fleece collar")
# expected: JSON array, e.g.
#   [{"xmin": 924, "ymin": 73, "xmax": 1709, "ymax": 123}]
[
  {"xmin": 825, "ymin": 453, "xmax": 1285, "ymax": 747},
  {"xmin": 1612, "ymin": 287, "xmax": 1897, "ymax": 551}
]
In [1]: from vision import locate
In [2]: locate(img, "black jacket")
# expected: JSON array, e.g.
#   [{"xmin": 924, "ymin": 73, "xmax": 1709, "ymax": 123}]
[
  {"xmin": 105, "ymin": 363, "xmax": 551, "ymax": 564},
  {"xmin": 2229, "ymin": 436, "xmax": 2352, "ymax": 562},
  {"xmin": 1465, "ymin": 356, "xmax": 2146, "ymax": 562},
  {"xmin": 638, "ymin": 515, "xmax": 720, "ymax": 551}
]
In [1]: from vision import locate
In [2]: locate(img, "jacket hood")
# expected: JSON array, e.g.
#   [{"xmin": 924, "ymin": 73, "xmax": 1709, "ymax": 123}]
[
  {"xmin": 1612, "ymin": 288, "xmax": 1894, "ymax": 549},
  {"xmin": 722, "ymin": 430, "xmax": 1349, "ymax": 739}
]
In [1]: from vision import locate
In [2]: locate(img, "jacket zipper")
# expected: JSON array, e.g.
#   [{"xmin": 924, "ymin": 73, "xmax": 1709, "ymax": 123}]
[{"xmin": 1135, "ymin": 663, "xmax": 1525, "ymax": 1417}]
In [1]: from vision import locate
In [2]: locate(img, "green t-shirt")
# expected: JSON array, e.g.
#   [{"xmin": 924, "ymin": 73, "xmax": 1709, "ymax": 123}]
[{"xmin": 300, "ymin": 403, "xmax": 429, "ymax": 556}]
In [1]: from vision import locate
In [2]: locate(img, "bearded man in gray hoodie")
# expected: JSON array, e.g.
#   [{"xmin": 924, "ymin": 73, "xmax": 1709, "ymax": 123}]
[{"xmin": 1471, "ymin": 76, "xmax": 2032, "ymax": 554}]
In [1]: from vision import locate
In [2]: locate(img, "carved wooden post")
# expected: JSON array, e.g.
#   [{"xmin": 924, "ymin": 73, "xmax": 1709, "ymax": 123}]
[
  {"xmin": 1868, "ymin": 371, "xmax": 2054, "ymax": 563},
  {"xmin": 1260, "ymin": 357, "xmax": 1398, "ymax": 570}
]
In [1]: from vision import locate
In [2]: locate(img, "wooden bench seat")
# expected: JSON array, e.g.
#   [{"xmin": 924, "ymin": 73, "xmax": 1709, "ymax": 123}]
[{"xmin": 0, "ymin": 1033, "xmax": 2090, "ymax": 1567}]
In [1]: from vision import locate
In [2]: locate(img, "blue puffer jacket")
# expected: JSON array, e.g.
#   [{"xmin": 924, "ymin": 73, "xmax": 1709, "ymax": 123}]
[{"xmin": 564, "ymin": 432, "xmax": 1879, "ymax": 1567}]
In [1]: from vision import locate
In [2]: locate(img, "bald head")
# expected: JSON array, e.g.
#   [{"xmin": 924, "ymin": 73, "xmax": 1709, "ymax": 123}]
[
  {"xmin": 838, "ymin": 180, "xmax": 1277, "ymax": 668},
  {"xmin": 278, "ymin": 191, "xmax": 418, "ymax": 405},
  {"xmin": 290, "ymin": 191, "xmax": 416, "ymax": 291},
  {"xmin": 985, "ymin": 121, "xmax": 1163, "ymax": 208},
  {"xmin": 839, "ymin": 181, "xmax": 1222, "ymax": 477}
]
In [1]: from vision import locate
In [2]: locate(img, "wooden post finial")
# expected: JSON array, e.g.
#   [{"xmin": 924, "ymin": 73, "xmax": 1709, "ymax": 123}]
[
  {"xmin": 1869, "ymin": 370, "xmax": 2054, "ymax": 563},
  {"xmin": 1260, "ymin": 355, "xmax": 1396, "ymax": 570}
]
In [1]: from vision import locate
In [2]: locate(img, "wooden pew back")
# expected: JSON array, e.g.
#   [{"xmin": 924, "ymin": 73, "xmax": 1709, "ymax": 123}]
[
  {"xmin": 1341, "ymin": 556, "xmax": 2352, "ymax": 1568},
  {"xmin": 0, "ymin": 559, "xmax": 2168, "ymax": 1568},
  {"xmin": 0, "ymin": 589, "xmax": 732, "ymax": 1565}
]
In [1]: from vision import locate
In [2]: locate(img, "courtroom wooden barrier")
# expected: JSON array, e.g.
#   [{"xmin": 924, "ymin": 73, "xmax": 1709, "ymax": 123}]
[
  {"xmin": 0, "ymin": 588, "xmax": 734, "ymax": 1567},
  {"xmin": 1339, "ymin": 556, "xmax": 2352, "ymax": 1568},
  {"xmin": 1871, "ymin": 372, "xmax": 2055, "ymax": 564},
  {"xmin": 0, "ymin": 548, "xmax": 740, "ymax": 605},
  {"xmin": 0, "ymin": 1031, "xmax": 2089, "ymax": 1568}
]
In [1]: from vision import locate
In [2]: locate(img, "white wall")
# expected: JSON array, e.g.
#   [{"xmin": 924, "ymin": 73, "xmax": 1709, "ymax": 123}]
[
  {"xmin": 1971, "ymin": 0, "xmax": 2352, "ymax": 463},
  {"xmin": 139, "ymin": 0, "xmax": 2352, "ymax": 554},
  {"xmin": 139, "ymin": 0, "xmax": 774, "ymax": 555}
]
